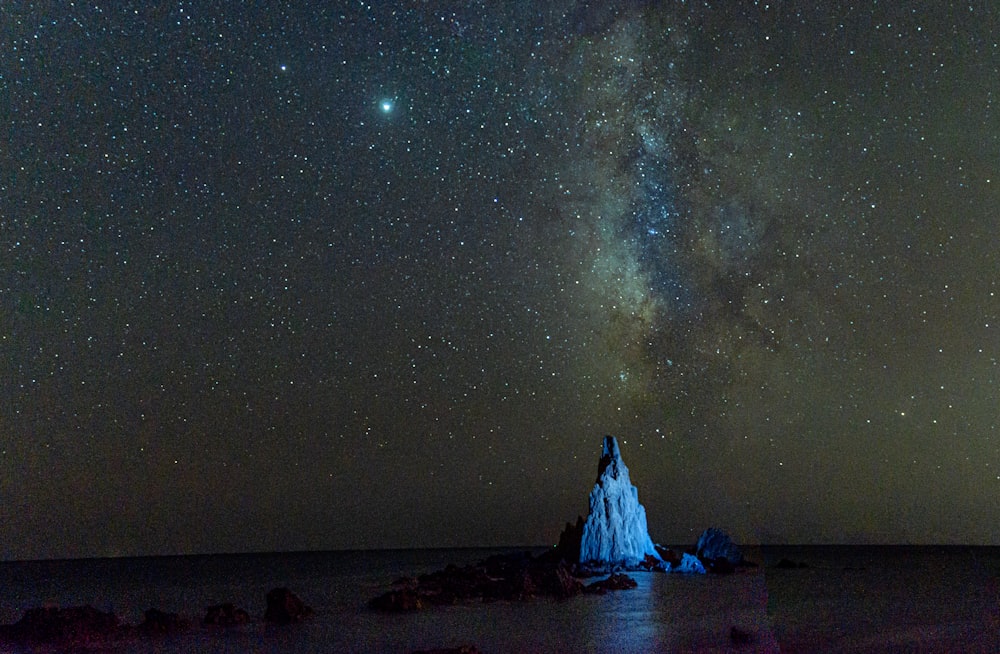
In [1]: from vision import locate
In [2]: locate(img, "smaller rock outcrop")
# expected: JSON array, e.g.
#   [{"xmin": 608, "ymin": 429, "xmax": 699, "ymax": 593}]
[
  {"xmin": 203, "ymin": 603, "xmax": 250, "ymax": 626},
  {"xmin": 370, "ymin": 550, "xmax": 594, "ymax": 611},
  {"xmin": 555, "ymin": 515, "xmax": 585, "ymax": 562},
  {"xmin": 264, "ymin": 587, "xmax": 314, "ymax": 624},
  {"xmin": 638, "ymin": 553, "xmax": 666, "ymax": 571},
  {"xmin": 138, "ymin": 608, "xmax": 189, "ymax": 635},
  {"xmin": 370, "ymin": 588, "xmax": 424, "ymax": 611},
  {"xmin": 584, "ymin": 573, "xmax": 639, "ymax": 594},
  {"xmin": 670, "ymin": 553, "xmax": 707, "ymax": 574},
  {"xmin": 0, "ymin": 605, "xmax": 120, "ymax": 648},
  {"xmin": 655, "ymin": 546, "xmax": 681, "ymax": 569},
  {"xmin": 696, "ymin": 528, "xmax": 743, "ymax": 565}
]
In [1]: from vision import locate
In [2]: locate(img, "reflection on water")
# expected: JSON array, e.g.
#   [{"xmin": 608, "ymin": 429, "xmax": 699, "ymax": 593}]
[{"xmin": 0, "ymin": 547, "xmax": 997, "ymax": 653}]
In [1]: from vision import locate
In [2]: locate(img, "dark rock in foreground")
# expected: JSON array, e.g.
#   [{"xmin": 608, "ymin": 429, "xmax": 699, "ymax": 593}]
[
  {"xmin": 775, "ymin": 557, "xmax": 809, "ymax": 569},
  {"xmin": 655, "ymin": 545, "xmax": 681, "ymax": 568},
  {"xmin": 639, "ymin": 553, "xmax": 664, "ymax": 570},
  {"xmin": 411, "ymin": 647, "xmax": 482, "ymax": 654},
  {"xmin": 704, "ymin": 556, "xmax": 737, "ymax": 574},
  {"xmin": 265, "ymin": 587, "xmax": 314, "ymax": 623},
  {"xmin": 584, "ymin": 573, "xmax": 638, "ymax": 594},
  {"xmin": 203, "ymin": 603, "xmax": 251, "ymax": 626},
  {"xmin": 138, "ymin": 607, "xmax": 190, "ymax": 635},
  {"xmin": 0, "ymin": 588, "xmax": 314, "ymax": 647},
  {"xmin": 370, "ymin": 550, "xmax": 592, "ymax": 611},
  {"xmin": 0, "ymin": 605, "xmax": 120, "ymax": 648},
  {"xmin": 556, "ymin": 515, "xmax": 585, "ymax": 563},
  {"xmin": 371, "ymin": 588, "xmax": 425, "ymax": 611}
]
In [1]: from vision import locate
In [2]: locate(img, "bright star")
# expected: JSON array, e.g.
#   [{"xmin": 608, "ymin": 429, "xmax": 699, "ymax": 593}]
[{"xmin": 380, "ymin": 99, "xmax": 394, "ymax": 113}]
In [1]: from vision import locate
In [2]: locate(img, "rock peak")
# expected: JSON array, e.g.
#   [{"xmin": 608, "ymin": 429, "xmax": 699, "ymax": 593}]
[
  {"xmin": 602, "ymin": 435, "xmax": 620, "ymax": 459},
  {"xmin": 579, "ymin": 435, "xmax": 661, "ymax": 568},
  {"xmin": 596, "ymin": 435, "xmax": 621, "ymax": 478}
]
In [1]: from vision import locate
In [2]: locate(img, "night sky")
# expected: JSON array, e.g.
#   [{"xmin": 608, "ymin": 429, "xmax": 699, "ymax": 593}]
[{"xmin": 3, "ymin": 2, "xmax": 999, "ymax": 560}]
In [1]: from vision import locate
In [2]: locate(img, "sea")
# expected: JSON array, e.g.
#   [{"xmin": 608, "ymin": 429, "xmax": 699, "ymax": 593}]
[{"xmin": 0, "ymin": 546, "xmax": 997, "ymax": 653}]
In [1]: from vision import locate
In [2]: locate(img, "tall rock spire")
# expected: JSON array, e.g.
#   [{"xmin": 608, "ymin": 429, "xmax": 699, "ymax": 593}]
[{"xmin": 579, "ymin": 436, "xmax": 661, "ymax": 568}]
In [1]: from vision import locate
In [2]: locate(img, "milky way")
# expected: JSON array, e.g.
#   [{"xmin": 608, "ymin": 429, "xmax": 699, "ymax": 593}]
[{"xmin": 534, "ymin": 8, "xmax": 819, "ymax": 426}]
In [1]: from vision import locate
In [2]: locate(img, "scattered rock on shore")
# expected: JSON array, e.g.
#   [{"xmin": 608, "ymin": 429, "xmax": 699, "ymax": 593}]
[
  {"xmin": 370, "ymin": 588, "xmax": 425, "ymax": 611},
  {"xmin": 203, "ymin": 602, "xmax": 251, "ymax": 626},
  {"xmin": 655, "ymin": 545, "xmax": 681, "ymax": 568},
  {"xmin": 0, "ymin": 587, "xmax": 314, "ymax": 647},
  {"xmin": 138, "ymin": 607, "xmax": 189, "ymax": 635},
  {"xmin": 265, "ymin": 587, "xmax": 314, "ymax": 623},
  {"xmin": 585, "ymin": 573, "xmax": 638, "ymax": 594},
  {"xmin": 370, "ymin": 550, "xmax": 588, "ymax": 611},
  {"xmin": 0, "ymin": 605, "xmax": 120, "ymax": 648}
]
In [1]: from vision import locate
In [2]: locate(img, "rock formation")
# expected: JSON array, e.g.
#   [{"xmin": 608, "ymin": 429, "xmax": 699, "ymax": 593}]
[
  {"xmin": 202, "ymin": 603, "xmax": 250, "ymax": 626},
  {"xmin": 578, "ymin": 435, "xmax": 662, "ymax": 569},
  {"xmin": 138, "ymin": 608, "xmax": 189, "ymax": 635},
  {"xmin": 672, "ymin": 552, "xmax": 707, "ymax": 574},
  {"xmin": 584, "ymin": 573, "xmax": 639, "ymax": 594},
  {"xmin": 369, "ymin": 550, "xmax": 585, "ymax": 611},
  {"xmin": 0, "ymin": 605, "xmax": 120, "ymax": 648},
  {"xmin": 0, "ymin": 588, "xmax": 316, "ymax": 648},
  {"xmin": 696, "ymin": 527, "xmax": 743, "ymax": 565},
  {"xmin": 264, "ymin": 587, "xmax": 314, "ymax": 624}
]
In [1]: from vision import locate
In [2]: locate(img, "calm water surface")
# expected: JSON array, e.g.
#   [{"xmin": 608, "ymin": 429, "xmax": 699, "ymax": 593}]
[{"xmin": 0, "ymin": 546, "xmax": 997, "ymax": 653}]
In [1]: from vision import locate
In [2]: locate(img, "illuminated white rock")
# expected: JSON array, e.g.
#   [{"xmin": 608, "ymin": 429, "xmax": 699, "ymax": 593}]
[
  {"xmin": 672, "ymin": 552, "xmax": 706, "ymax": 574},
  {"xmin": 579, "ymin": 436, "xmax": 661, "ymax": 568}
]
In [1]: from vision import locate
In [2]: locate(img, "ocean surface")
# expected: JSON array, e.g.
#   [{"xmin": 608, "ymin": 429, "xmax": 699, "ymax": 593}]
[{"xmin": 0, "ymin": 546, "xmax": 997, "ymax": 653}]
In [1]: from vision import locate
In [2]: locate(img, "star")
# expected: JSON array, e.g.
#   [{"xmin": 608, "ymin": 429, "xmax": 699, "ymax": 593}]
[{"xmin": 380, "ymin": 99, "xmax": 394, "ymax": 113}]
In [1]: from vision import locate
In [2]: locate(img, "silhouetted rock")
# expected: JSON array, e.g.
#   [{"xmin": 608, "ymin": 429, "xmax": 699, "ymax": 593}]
[
  {"xmin": 203, "ymin": 603, "xmax": 250, "ymax": 626},
  {"xmin": 138, "ymin": 607, "xmax": 189, "ymax": 635},
  {"xmin": 370, "ymin": 589, "xmax": 424, "ymax": 611},
  {"xmin": 412, "ymin": 646, "xmax": 482, "ymax": 654},
  {"xmin": 393, "ymin": 575, "xmax": 419, "ymax": 588},
  {"xmin": 585, "ymin": 573, "xmax": 638, "ymax": 594},
  {"xmin": 704, "ymin": 556, "xmax": 737, "ymax": 575},
  {"xmin": 775, "ymin": 558, "xmax": 809, "ymax": 569},
  {"xmin": 639, "ymin": 553, "xmax": 667, "ymax": 571},
  {"xmin": 556, "ymin": 515, "xmax": 585, "ymax": 562},
  {"xmin": 655, "ymin": 545, "xmax": 681, "ymax": 569},
  {"xmin": 370, "ymin": 550, "xmax": 586, "ymax": 611},
  {"xmin": 522, "ymin": 553, "xmax": 584, "ymax": 599},
  {"xmin": 264, "ymin": 587, "xmax": 314, "ymax": 624},
  {"xmin": 0, "ymin": 605, "xmax": 120, "ymax": 647}
]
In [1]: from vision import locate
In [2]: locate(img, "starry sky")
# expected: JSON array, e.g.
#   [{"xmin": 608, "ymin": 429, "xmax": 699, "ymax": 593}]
[{"xmin": 2, "ymin": 1, "xmax": 999, "ymax": 560}]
